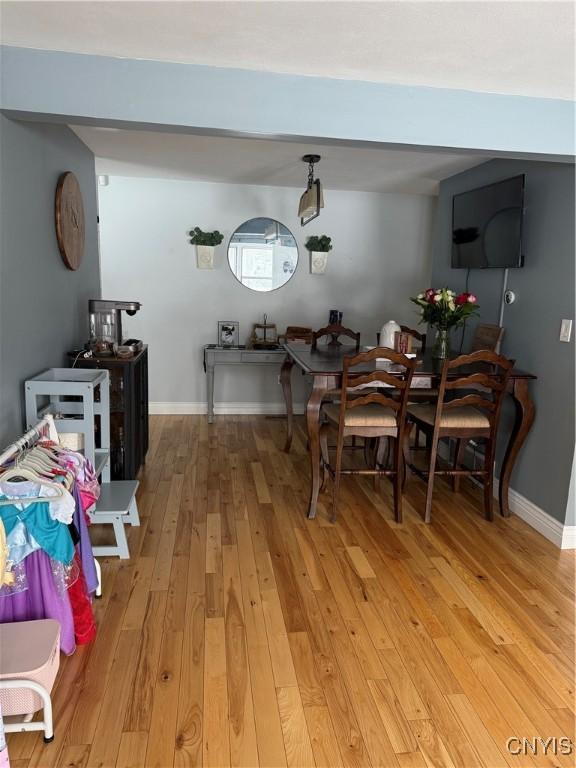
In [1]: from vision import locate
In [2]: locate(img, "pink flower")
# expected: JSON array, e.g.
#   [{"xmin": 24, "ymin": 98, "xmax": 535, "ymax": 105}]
[
  {"xmin": 467, "ymin": 294, "xmax": 477, "ymax": 303},
  {"xmin": 425, "ymin": 288, "xmax": 435, "ymax": 302}
]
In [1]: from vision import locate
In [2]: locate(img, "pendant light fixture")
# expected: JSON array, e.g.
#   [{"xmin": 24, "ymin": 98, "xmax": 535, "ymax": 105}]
[{"xmin": 298, "ymin": 154, "xmax": 324, "ymax": 226}]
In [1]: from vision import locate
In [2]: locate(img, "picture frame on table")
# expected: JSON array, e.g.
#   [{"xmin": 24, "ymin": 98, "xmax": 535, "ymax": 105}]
[{"xmin": 218, "ymin": 320, "xmax": 240, "ymax": 347}]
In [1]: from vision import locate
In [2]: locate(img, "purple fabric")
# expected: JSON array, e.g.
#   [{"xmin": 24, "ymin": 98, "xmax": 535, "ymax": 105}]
[
  {"xmin": 72, "ymin": 485, "xmax": 98, "ymax": 595},
  {"xmin": 0, "ymin": 549, "xmax": 76, "ymax": 655}
]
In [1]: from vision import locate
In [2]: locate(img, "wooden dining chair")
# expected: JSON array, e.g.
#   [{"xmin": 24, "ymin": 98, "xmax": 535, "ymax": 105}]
[
  {"xmin": 400, "ymin": 324, "xmax": 433, "ymax": 401},
  {"xmin": 279, "ymin": 326, "xmax": 313, "ymax": 344},
  {"xmin": 400, "ymin": 325, "xmax": 427, "ymax": 353},
  {"xmin": 376, "ymin": 326, "xmax": 426, "ymax": 352},
  {"xmin": 312, "ymin": 323, "xmax": 361, "ymax": 350},
  {"xmin": 319, "ymin": 347, "xmax": 416, "ymax": 523},
  {"xmin": 405, "ymin": 350, "xmax": 514, "ymax": 523},
  {"xmin": 408, "ymin": 323, "xmax": 503, "ymax": 449},
  {"xmin": 470, "ymin": 323, "xmax": 505, "ymax": 354},
  {"xmin": 312, "ymin": 322, "xmax": 362, "ymax": 430},
  {"xmin": 396, "ymin": 326, "xmax": 432, "ymax": 451}
]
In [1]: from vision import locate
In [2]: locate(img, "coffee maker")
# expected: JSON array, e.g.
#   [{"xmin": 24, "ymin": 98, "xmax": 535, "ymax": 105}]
[{"xmin": 88, "ymin": 299, "xmax": 142, "ymax": 356}]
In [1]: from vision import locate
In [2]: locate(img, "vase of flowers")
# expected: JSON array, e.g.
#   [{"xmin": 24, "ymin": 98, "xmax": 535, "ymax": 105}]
[{"xmin": 410, "ymin": 287, "xmax": 480, "ymax": 359}]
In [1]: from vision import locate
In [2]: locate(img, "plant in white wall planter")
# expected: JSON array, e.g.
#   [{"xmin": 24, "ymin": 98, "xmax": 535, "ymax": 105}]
[
  {"xmin": 305, "ymin": 235, "xmax": 332, "ymax": 274},
  {"xmin": 189, "ymin": 227, "xmax": 224, "ymax": 269}
]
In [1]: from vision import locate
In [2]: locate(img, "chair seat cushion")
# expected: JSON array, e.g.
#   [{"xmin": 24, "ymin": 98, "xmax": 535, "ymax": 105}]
[
  {"xmin": 324, "ymin": 403, "xmax": 397, "ymax": 427},
  {"xmin": 408, "ymin": 403, "xmax": 490, "ymax": 429}
]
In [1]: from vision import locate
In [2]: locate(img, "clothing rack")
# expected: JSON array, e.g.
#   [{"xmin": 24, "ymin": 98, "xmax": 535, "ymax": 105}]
[
  {"xmin": 0, "ymin": 415, "xmax": 86, "ymax": 744},
  {"xmin": 0, "ymin": 413, "xmax": 103, "ymax": 595},
  {"xmin": 0, "ymin": 415, "xmax": 58, "ymax": 467}
]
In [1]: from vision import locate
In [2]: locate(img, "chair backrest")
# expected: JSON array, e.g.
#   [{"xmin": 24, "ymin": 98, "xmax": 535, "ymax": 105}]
[
  {"xmin": 281, "ymin": 326, "xmax": 313, "ymax": 344},
  {"xmin": 400, "ymin": 325, "xmax": 427, "ymax": 353},
  {"xmin": 339, "ymin": 347, "xmax": 416, "ymax": 427},
  {"xmin": 470, "ymin": 323, "xmax": 505, "ymax": 354},
  {"xmin": 435, "ymin": 350, "xmax": 514, "ymax": 430},
  {"xmin": 311, "ymin": 323, "xmax": 361, "ymax": 351}
]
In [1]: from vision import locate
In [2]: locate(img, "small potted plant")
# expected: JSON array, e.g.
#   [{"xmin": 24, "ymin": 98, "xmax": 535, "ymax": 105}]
[
  {"xmin": 189, "ymin": 227, "xmax": 224, "ymax": 269},
  {"xmin": 305, "ymin": 235, "xmax": 332, "ymax": 274},
  {"xmin": 410, "ymin": 287, "xmax": 480, "ymax": 358}
]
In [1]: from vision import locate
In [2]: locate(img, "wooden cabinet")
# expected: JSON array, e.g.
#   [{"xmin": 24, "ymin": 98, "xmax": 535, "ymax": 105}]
[{"xmin": 68, "ymin": 347, "xmax": 148, "ymax": 479}]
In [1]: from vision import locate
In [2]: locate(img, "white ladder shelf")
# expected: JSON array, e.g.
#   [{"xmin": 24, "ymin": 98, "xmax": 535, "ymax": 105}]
[{"xmin": 25, "ymin": 368, "xmax": 140, "ymax": 559}]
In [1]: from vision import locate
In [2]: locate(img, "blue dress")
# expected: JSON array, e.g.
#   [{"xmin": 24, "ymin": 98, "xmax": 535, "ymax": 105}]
[{"xmin": 0, "ymin": 498, "xmax": 74, "ymax": 564}]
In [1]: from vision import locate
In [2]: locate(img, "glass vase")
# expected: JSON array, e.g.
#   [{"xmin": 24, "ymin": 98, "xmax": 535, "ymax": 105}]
[{"xmin": 432, "ymin": 327, "xmax": 451, "ymax": 359}]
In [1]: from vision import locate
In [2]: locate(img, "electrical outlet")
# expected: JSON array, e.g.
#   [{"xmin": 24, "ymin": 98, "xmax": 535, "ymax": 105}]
[{"xmin": 560, "ymin": 319, "xmax": 572, "ymax": 343}]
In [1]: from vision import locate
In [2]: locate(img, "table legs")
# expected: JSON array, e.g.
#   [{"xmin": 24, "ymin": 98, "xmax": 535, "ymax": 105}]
[
  {"xmin": 499, "ymin": 378, "xmax": 535, "ymax": 517},
  {"xmin": 206, "ymin": 364, "xmax": 215, "ymax": 424},
  {"xmin": 281, "ymin": 356, "xmax": 295, "ymax": 452},
  {"xmin": 306, "ymin": 375, "xmax": 332, "ymax": 519}
]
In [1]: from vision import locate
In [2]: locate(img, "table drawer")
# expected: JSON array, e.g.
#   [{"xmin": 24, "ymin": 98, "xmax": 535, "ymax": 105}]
[
  {"xmin": 241, "ymin": 351, "xmax": 285, "ymax": 364},
  {"xmin": 210, "ymin": 350, "xmax": 243, "ymax": 363}
]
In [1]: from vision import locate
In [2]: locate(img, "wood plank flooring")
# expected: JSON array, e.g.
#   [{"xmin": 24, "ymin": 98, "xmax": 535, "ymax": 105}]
[{"xmin": 8, "ymin": 415, "xmax": 575, "ymax": 767}]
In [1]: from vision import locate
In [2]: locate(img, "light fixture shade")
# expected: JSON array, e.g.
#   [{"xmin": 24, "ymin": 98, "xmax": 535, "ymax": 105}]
[
  {"xmin": 264, "ymin": 221, "xmax": 280, "ymax": 241},
  {"xmin": 299, "ymin": 179, "xmax": 324, "ymax": 225},
  {"xmin": 298, "ymin": 188, "xmax": 315, "ymax": 218}
]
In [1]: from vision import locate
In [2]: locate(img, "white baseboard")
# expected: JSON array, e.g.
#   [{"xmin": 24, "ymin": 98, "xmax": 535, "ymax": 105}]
[
  {"xmin": 560, "ymin": 525, "xmax": 576, "ymax": 549},
  {"xmin": 149, "ymin": 401, "xmax": 305, "ymax": 416},
  {"xmin": 507, "ymin": 486, "xmax": 575, "ymax": 549},
  {"xmin": 435, "ymin": 440, "xmax": 574, "ymax": 549}
]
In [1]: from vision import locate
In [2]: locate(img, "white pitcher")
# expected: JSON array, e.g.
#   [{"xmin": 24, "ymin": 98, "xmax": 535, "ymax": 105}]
[{"xmin": 379, "ymin": 320, "xmax": 401, "ymax": 349}]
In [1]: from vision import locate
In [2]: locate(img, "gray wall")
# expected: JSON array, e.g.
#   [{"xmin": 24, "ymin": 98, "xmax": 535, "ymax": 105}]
[
  {"xmin": 431, "ymin": 159, "xmax": 575, "ymax": 523},
  {"xmin": 0, "ymin": 116, "xmax": 101, "ymax": 445},
  {"xmin": 98, "ymin": 176, "xmax": 435, "ymax": 408}
]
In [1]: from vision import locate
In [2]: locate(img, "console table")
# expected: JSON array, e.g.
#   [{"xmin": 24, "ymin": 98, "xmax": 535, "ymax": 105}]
[{"xmin": 203, "ymin": 345, "xmax": 287, "ymax": 423}]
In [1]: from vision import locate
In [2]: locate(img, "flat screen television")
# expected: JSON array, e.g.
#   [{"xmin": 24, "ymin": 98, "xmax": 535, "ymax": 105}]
[{"xmin": 451, "ymin": 174, "xmax": 525, "ymax": 268}]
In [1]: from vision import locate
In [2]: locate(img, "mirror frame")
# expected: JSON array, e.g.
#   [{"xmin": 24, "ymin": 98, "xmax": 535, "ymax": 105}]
[{"xmin": 227, "ymin": 217, "xmax": 299, "ymax": 293}]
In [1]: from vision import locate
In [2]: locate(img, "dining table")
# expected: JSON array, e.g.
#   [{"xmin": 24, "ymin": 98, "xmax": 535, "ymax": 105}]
[{"xmin": 280, "ymin": 342, "xmax": 536, "ymax": 520}]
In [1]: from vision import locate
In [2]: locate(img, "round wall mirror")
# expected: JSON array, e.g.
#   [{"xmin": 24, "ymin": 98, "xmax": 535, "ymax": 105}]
[{"xmin": 228, "ymin": 217, "xmax": 298, "ymax": 292}]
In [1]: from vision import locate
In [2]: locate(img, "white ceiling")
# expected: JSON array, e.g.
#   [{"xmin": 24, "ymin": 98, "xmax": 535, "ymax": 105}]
[
  {"xmin": 71, "ymin": 125, "xmax": 487, "ymax": 194},
  {"xmin": 2, "ymin": 1, "xmax": 574, "ymax": 100}
]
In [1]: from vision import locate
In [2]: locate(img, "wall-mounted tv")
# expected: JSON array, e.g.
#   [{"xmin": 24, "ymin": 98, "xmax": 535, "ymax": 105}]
[{"xmin": 451, "ymin": 174, "xmax": 525, "ymax": 269}]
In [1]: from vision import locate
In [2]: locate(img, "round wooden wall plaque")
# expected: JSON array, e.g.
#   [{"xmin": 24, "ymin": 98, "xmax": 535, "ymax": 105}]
[{"xmin": 55, "ymin": 171, "xmax": 85, "ymax": 270}]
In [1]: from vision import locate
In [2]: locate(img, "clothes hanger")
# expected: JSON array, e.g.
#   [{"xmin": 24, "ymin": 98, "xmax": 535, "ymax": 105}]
[
  {"xmin": 19, "ymin": 452, "xmax": 56, "ymax": 474},
  {"xmin": 33, "ymin": 445, "xmax": 68, "ymax": 470},
  {"xmin": 38, "ymin": 441, "xmax": 70, "ymax": 457},
  {"xmin": 0, "ymin": 466, "xmax": 66, "ymax": 506},
  {"xmin": 35, "ymin": 444, "xmax": 62, "ymax": 459},
  {"xmin": 31, "ymin": 446, "xmax": 77, "ymax": 488},
  {"xmin": 25, "ymin": 451, "xmax": 76, "ymax": 490},
  {"xmin": 3, "ymin": 442, "xmax": 59, "ymax": 474},
  {"xmin": 35, "ymin": 444, "xmax": 81, "ymax": 484},
  {"xmin": 35, "ymin": 444, "xmax": 75, "ymax": 473}
]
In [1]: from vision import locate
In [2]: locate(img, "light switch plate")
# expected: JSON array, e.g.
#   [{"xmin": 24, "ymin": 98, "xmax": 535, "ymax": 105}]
[{"xmin": 560, "ymin": 319, "xmax": 572, "ymax": 342}]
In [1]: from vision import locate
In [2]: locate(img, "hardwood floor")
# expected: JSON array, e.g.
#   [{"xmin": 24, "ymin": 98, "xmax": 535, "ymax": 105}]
[{"xmin": 8, "ymin": 415, "xmax": 575, "ymax": 768}]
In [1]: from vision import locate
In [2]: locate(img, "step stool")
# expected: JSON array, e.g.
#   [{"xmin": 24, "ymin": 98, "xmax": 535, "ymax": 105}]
[
  {"xmin": 89, "ymin": 480, "xmax": 140, "ymax": 560},
  {"xmin": 0, "ymin": 620, "xmax": 60, "ymax": 742}
]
